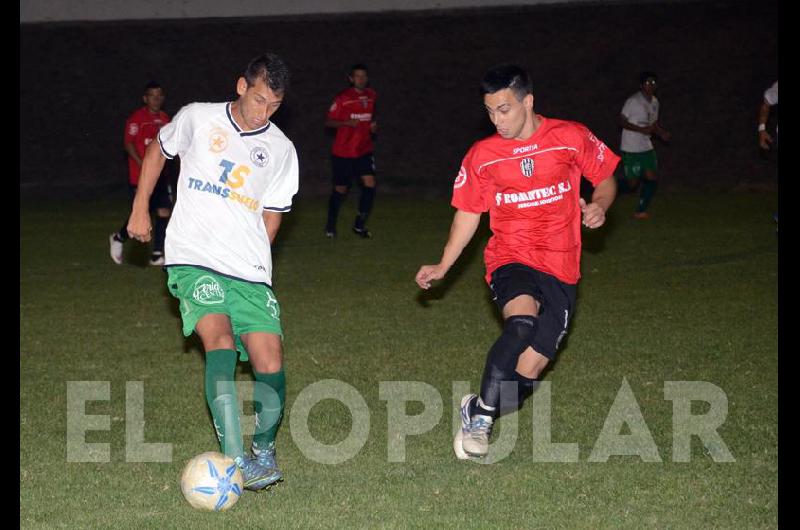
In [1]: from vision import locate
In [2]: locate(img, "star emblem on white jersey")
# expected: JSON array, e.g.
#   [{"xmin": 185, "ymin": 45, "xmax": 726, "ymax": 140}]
[{"xmin": 250, "ymin": 146, "xmax": 269, "ymax": 168}]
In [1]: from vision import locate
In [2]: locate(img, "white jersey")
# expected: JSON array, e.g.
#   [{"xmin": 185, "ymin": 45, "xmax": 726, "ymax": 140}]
[
  {"xmin": 620, "ymin": 91, "xmax": 660, "ymax": 153},
  {"xmin": 764, "ymin": 81, "xmax": 778, "ymax": 106},
  {"xmin": 158, "ymin": 102, "xmax": 299, "ymax": 285}
]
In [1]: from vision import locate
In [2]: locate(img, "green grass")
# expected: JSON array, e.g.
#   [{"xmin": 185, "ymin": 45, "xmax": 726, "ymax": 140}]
[{"xmin": 20, "ymin": 191, "xmax": 778, "ymax": 528}]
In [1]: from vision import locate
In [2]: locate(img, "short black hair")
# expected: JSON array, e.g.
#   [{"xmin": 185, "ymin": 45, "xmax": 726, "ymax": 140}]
[
  {"xmin": 639, "ymin": 71, "xmax": 658, "ymax": 85},
  {"xmin": 350, "ymin": 63, "xmax": 368, "ymax": 75},
  {"xmin": 244, "ymin": 53, "xmax": 291, "ymax": 93},
  {"xmin": 480, "ymin": 64, "xmax": 532, "ymax": 101},
  {"xmin": 144, "ymin": 81, "xmax": 162, "ymax": 92}
]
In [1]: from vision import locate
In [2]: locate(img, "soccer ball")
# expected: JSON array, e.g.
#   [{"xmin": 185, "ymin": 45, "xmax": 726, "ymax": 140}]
[{"xmin": 180, "ymin": 451, "xmax": 243, "ymax": 511}]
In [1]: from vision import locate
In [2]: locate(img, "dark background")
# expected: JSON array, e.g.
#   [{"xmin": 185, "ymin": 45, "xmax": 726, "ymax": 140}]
[{"xmin": 20, "ymin": 0, "xmax": 778, "ymax": 199}]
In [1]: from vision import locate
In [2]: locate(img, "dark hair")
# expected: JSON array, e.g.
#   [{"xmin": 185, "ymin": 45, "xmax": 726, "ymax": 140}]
[
  {"xmin": 244, "ymin": 53, "xmax": 291, "ymax": 93},
  {"xmin": 639, "ymin": 71, "xmax": 658, "ymax": 85},
  {"xmin": 480, "ymin": 64, "xmax": 532, "ymax": 100},
  {"xmin": 144, "ymin": 81, "xmax": 162, "ymax": 92},
  {"xmin": 350, "ymin": 63, "xmax": 368, "ymax": 75}
]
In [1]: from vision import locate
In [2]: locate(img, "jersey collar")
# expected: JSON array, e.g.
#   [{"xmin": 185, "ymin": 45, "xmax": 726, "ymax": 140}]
[{"xmin": 226, "ymin": 102, "xmax": 271, "ymax": 137}]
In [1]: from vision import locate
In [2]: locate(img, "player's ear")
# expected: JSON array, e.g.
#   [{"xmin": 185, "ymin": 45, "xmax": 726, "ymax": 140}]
[
  {"xmin": 236, "ymin": 77, "xmax": 248, "ymax": 97},
  {"xmin": 524, "ymin": 94, "xmax": 534, "ymax": 111}
]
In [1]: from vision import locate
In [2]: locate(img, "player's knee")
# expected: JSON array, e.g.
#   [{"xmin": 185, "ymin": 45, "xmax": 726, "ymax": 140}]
[
  {"xmin": 504, "ymin": 315, "xmax": 537, "ymax": 341},
  {"xmin": 250, "ymin": 352, "xmax": 282, "ymax": 373},
  {"xmin": 361, "ymin": 175, "xmax": 376, "ymax": 188},
  {"xmin": 516, "ymin": 354, "xmax": 548, "ymax": 379},
  {"xmin": 334, "ymin": 185, "xmax": 349, "ymax": 195}
]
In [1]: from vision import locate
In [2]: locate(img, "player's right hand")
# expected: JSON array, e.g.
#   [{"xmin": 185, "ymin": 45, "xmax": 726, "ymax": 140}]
[
  {"xmin": 759, "ymin": 130, "xmax": 773, "ymax": 150},
  {"xmin": 127, "ymin": 210, "xmax": 153, "ymax": 242},
  {"xmin": 415, "ymin": 264, "xmax": 446, "ymax": 290}
]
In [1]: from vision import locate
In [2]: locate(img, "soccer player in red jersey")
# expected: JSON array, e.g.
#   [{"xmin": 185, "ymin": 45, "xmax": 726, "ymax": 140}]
[
  {"xmin": 415, "ymin": 64, "xmax": 619, "ymax": 460},
  {"xmin": 109, "ymin": 81, "xmax": 173, "ymax": 266},
  {"xmin": 324, "ymin": 64, "xmax": 378, "ymax": 238}
]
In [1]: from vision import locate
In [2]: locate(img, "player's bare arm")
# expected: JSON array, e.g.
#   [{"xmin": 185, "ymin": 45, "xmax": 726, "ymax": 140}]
[
  {"xmin": 618, "ymin": 114, "xmax": 653, "ymax": 135},
  {"xmin": 579, "ymin": 176, "xmax": 617, "ymax": 229},
  {"xmin": 415, "ymin": 210, "xmax": 482, "ymax": 289},
  {"xmin": 262, "ymin": 211, "xmax": 283, "ymax": 244},
  {"xmin": 757, "ymin": 99, "xmax": 773, "ymax": 150},
  {"xmin": 653, "ymin": 122, "xmax": 672, "ymax": 142},
  {"xmin": 124, "ymin": 141, "xmax": 142, "ymax": 166},
  {"xmin": 127, "ymin": 140, "xmax": 167, "ymax": 242}
]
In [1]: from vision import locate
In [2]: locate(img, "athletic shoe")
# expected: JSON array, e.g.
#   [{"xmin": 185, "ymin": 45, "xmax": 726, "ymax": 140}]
[
  {"xmin": 454, "ymin": 394, "xmax": 492, "ymax": 459},
  {"xmin": 352, "ymin": 226, "xmax": 372, "ymax": 238},
  {"xmin": 109, "ymin": 233, "xmax": 123, "ymax": 265},
  {"xmin": 149, "ymin": 252, "xmax": 165, "ymax": 266},
  {"xmin": 251, "ymin": 442, "xmax": 283, "ymax": 486},
  {"xmin": 234, "ymin": 454, "xmax": 280, "ymax": 491}
]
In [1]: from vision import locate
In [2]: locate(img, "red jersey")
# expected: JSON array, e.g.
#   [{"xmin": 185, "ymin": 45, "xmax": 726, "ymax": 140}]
[
  {"xmin": 124, "ymin": 107, "xmax": 170, "ymax": 185},
  {"xmin": 451, "ymin": 117, "xmax": 620, "ymax": 285},
  {"xmin": 327, "ymin": 87, "xmax": 377, "ymax": 158}
]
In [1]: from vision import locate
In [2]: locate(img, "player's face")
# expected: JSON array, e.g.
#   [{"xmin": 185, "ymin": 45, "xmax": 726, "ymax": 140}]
[
  {"xmin": 235, "ymin": 77, "xmax": 284, "ymax": 131},
  {"xmin": 484, "ymin": 89, "xmax": 534, "ymax": 140},
  {"xmin": 641, "ymin": 78, "xmax": 657, "ymax": 98},
  {"xmin": 350, "ymin": 69, "xmax": 369, "ymax": 91},
  {"xmin": 143, "ymin": 88, "xmax": 165, "ymax": 113}
]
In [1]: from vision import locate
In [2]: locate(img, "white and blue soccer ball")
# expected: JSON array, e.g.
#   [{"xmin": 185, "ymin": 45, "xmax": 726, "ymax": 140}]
[{"xmin": 180, "ymin": 451, "xmax": 243, "ymax": 511}]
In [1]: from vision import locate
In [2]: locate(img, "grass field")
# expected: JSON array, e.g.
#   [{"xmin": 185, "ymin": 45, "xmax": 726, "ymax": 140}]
[{"xmin": 20, "ymin": 191, "xmax": 778, "ymax": 528}]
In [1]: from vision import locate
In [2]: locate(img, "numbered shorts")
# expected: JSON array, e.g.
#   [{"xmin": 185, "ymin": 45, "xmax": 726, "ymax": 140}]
[
  {"xmin": 489, "ymin": 263, "xmax": 577, "ymax": 360},
  {"xmin": 166, "ymin": 265, "xmax": 282, "ymax": 361},
  {"xmin": 621, "ymin": 150, "xmax": 658, "ymax": 180},
  {"xmin": 331, "ymin": 153, "xmax": 375, "ymax": 187}
]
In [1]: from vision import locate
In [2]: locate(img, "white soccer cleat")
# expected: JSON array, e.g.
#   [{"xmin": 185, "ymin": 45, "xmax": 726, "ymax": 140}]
[
  {"xmin": 149, "ymin": 252, "xmax": 165, "ymax": 266},
  {"xmin": 109, "ymin": 233, "xmax": 123, "ymax": 265}
]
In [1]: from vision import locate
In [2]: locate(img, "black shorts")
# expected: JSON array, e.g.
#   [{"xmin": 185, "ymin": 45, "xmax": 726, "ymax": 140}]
[
  {"xmin": 489, "ymin": 263, "xmax": 577, "ymax": 360},
  {"xmin": 128, "ymin": 177, "xmax": 172, "ymax": 211},
  {"xmin": 331, "ymin": 153, "xmax": 375, "ymax": 187}
]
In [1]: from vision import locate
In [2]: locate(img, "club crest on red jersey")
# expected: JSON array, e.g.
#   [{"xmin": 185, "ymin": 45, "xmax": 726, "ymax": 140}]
[{"xmin": 520, "ymin": 158, "xmax": 534, "ymax": 178}]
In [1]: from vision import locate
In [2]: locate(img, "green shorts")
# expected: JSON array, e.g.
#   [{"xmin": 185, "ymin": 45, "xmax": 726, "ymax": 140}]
[
  {"xmin": 621, "ymin": 150, "xmax": 658, "ymax": 180},
  {"xmin": 166, "ymin": 265, "xmax": 283, "ymax": 361}
]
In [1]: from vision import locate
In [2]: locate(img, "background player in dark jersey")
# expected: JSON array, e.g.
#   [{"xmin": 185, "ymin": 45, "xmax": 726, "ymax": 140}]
[
  {"xmin": 415, "ymin": 64, "xmax": 619, "ymax": 460},
  {"xmin": 324, "ymin": 64, "xmax": 378, "ymax": 238},
  {"xmin": 109, "ymin": 81, "xmax": 173, "ymax": 266}
]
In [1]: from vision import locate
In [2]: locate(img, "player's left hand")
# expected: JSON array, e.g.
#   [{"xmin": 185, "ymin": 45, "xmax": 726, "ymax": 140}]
[{"xmin": 579, "ymin": 198, "xmax": 607, "ymax": 229}]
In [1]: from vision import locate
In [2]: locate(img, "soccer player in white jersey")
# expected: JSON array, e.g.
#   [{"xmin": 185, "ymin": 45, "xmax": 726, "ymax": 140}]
[
  {"xmin": 127, "ymin": 53, "xmax": 298, "ymax": 491},
  {"xmin": 758, "ymin": 81, "xmax": 778, "ymax": 150},
  {"xmin": 618, "ymin": 71, "xmax": 671, "ymax": 219},
  {"xmin": 758, "ymin": 80, "xmax": 778, "ymax": 228}
]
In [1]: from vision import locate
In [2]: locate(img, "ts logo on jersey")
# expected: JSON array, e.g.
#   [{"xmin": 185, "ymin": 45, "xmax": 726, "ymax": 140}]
[
  {"xmin": 454, "ymin": 166, "xmax": 467, "ymax": 189},
  {"xmin": 128, "ymin": 124, "xmax": 139, "ymax": 136},
  {"xmin": 520, "ymin": 158, "xmax": 534, "ymax": 178}
]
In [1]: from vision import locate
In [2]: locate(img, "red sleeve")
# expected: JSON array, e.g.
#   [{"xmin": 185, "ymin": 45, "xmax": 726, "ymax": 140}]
[
  {"xmin": 574, "ymin": 124, "xmax": 621, "ymax": 186},
  {"xmin": 326, "ymin": 94, "xmax": 345, "ymax": 121},
  {"xmin": 124, "ymin": 111, "xmax": 139, "ymax": 144},
  {"xmin": 451, "ymin": 144, "xmax": 493, "ymax": 213}
]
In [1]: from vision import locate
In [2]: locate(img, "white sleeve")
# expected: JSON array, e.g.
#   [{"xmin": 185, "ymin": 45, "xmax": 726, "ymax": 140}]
[
  {"xmin": 261, "ymin": 143, "xmax": 299, "ymax": 212},
  {"xmin": 620, "ymin": 96, "xmax": 637, "ymax": 121},
  {"xmin": 158, "ymin": 104, "xmax": 195, "ymax": 159},
  {"xmin": 764, "ymin": 81, "xmax": 778, "ymax": 106}
]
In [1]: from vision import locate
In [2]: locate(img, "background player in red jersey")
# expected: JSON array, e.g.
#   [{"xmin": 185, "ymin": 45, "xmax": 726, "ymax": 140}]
[
  {"xmin": 324, "ymin": 64, "xmax": 378, "ymax": 238},
  {"xmin": 109, "ymin": 81, "xmax": 173, "ymax": 266},
  {"xmin": 415, "ymin": 64, "xmax": 619, "ymax": 460}
]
